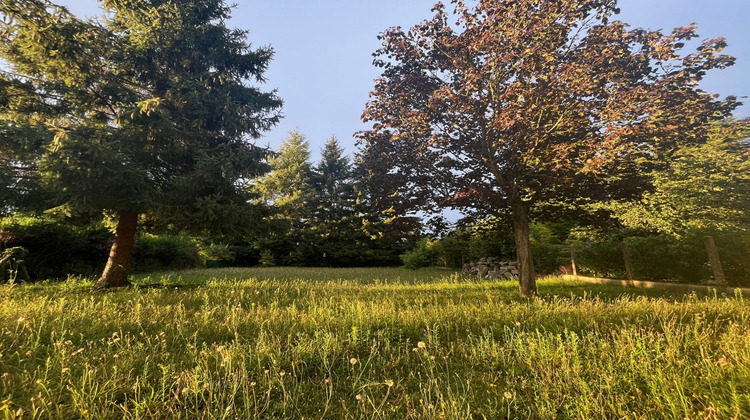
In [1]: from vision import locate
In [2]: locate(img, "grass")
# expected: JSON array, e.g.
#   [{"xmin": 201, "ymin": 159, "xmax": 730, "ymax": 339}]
[{"xmin": 1, "ymin": 267, "xmax": 749, "ymax": 419}]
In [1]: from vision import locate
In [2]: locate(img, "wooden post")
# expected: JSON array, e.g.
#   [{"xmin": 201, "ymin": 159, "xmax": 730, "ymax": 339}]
[
  {"xmin": 622, "ymin": 242, "xmax": 635, "ymax": 283},
  {"xmin": 704, "ymin": 236, "xmax": 727, "ymax": 286},
  {"xmin": 570, "ymin": 246, "xmax": 578, "ymax": 278}
]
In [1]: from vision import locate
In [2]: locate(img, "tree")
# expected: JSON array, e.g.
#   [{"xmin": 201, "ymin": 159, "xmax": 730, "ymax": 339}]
[
  {"xmin": 311, "ymin": 136, "xmax": 355, "ymax": 222},
  {"xmin": 310, "ymin": 137, "xmax": 419, "ymax": 266},
  {"xmin": 254, "ymin": 130, "xmax": 315, "ymax": 222},
  {"xmin": 357, "ymin": 0, "xmax": 738, "ymax": 296},
  {"xmin": 607, "ymin": 119, "xmax": 750, "ymax": 236},
  {"xmin": 0, "ymin": 0, "xmax": 282, "ymax": 287},
  {"xmin": 308, "ymin": 137, "xmax": 360, "ymax": 265},
  {"xmin": 252, "ymin": 131, "xmax": 315, "ymax": 265}
]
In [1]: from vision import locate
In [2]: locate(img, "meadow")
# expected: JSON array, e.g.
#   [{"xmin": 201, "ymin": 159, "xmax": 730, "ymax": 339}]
[{"xmin": 1, "ymin": 267, "xmax": 748, "ymax": 419}]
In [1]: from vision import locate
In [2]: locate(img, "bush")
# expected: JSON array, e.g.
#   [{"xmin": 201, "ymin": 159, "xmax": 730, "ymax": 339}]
[
  {"xmin": 529, "ymin": 223, "xmax": 569, "ymax": 274},
  {"xmin": 429, "ymin": 234, "xmax": 469, "ymax": 268},
  {"xmin": 400, "ymin": 238, "xmax": 436, "ymax": 270},
  {"xmin": 197, "ymin": 242, "xmax": 235, "ymax": 262},
  {"xmin": 230, "ymin": 242, "xmax": 262, "ymax": 267},
  {"xmin": 133, "ymin": 235, "xmax": 202, "ymax": 273},
  {"xmin": 0, "ymin": 215, "xmax": 110, "ymax": 280},
  {"xmin": 531, "ymin": 242, "xmax": 569, "ymax": 274},
  {"xmin": 259, "ymin": 249, "xmax": 275, "ymax": 266},
  {"xmin": 705, "ymin": 230, "xmax": 750, "ymax": 286},
  {"xmin": 468, "ymin": 227, "xmax": 515, "ymax": 261},
  {"xmin": 567, "ymin": 227, "xmax": 750, "ymax": 286}
]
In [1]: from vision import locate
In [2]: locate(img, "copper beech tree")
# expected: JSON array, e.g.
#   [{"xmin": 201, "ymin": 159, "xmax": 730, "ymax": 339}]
[{"xmin": 357, "ymin": 0, "xmax": 738, "ymax": 296}]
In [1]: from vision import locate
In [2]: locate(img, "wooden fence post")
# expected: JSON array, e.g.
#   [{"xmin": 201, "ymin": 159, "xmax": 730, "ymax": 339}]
[
  {"xmin": 622, "ymin": 242, "xmax": 635, "ymax": 283},
  {"xmin": 570, "ymin": 246, "xmax": 578, "ymax": 279},
  {"xmin": 704, "ymin": 236, "xmax": 727, "ymax": 286}
]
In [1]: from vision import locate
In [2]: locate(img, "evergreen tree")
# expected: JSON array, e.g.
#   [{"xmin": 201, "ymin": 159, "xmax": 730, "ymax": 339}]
[
  {"xmin": 252, "ymin": 131, "xmax": 316, "ymax": 265},
  {"xmin": 312, "ymin": 136, "xmax": 355, "ymax": 222},
  {"xmin": 251, "ymin": 134, "xmax": 420, "ymax": 267},
  {"xmin": 0, "ymin": 0, "xmax": 282, "ymax": 287},
  {"xmin": 254, "ymin": 131, "xmax": 315, "ymax": 222}
]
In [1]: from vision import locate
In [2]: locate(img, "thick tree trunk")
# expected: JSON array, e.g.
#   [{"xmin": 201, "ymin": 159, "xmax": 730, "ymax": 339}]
[
  {"xmin": 93, "ymin": 211, "xmax": 138, "ymax": 289},
  {"xmin": 511, "ymin": 198, "xmax": 537, "ymax": 297}
]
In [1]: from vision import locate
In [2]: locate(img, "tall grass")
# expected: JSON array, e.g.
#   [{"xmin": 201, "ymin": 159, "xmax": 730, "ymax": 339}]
[{"xmin": 1, "ymin": 267, "xmax": 748, "ymax": 418}]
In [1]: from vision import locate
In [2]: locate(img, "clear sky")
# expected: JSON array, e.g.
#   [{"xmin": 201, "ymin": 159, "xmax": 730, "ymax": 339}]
[{"xmin": 57, "ymin": 0, "xmax": 750, "ymax": 159}]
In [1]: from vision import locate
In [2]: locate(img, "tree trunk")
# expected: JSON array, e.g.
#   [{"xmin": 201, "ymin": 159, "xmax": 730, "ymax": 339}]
[
  {"xmin": 511, "ymin": 198, "xmax": 537, "ymax": 297},
  {"xmin": 93, "ymin": 211, "xmax": 138, "ymax": 289}
]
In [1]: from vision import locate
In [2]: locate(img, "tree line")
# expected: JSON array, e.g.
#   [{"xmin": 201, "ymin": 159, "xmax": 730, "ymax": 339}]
[
  {"xmin": 1, "ymin": 0, "xmax": 748, "ymax": 294},
  {"xmin": 246, "ymin": 131, "xmax": 420, "ymax": 268}
]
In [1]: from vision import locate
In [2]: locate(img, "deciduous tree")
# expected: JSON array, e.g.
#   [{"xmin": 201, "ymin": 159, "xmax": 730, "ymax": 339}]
[
  {"xmin": 607, "ymin": 119, "xmax": 750, "ymax": 235},
  {"xmin": 358, "ymin": 0, "xmax": 738, "ymax": 296}
]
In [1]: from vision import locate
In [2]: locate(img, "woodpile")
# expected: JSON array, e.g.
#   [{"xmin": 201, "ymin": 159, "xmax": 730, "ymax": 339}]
[{"xmin": 462, "ymin": 258, "xmax": 519, "ymax": 280}]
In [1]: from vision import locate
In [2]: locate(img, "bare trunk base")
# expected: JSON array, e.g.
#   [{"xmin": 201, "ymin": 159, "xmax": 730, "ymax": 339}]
[
  {"xmin": 512, "ymin": 201, "xmax": 537, "ymax": 298},
  {"xmin": 93, "ymin": 211, "xmax": 138, "ymax": 290}
]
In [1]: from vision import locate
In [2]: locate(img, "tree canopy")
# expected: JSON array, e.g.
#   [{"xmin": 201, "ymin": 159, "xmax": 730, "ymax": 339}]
[
  {"xmin": 357, "ymin": 0, "xmax": 739, "ymax": 296},
  {"xmin": 0, "ymin": 0, "xmax": 282, "ymax": 287},
  {"xmin": 607, "ymin": 119, "xmax": 750, "ymax": 236}
]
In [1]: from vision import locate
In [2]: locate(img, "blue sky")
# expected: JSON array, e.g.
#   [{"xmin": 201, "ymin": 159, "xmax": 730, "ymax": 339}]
[{"xmin": 59, "ymin": 0, "xmax": 750, "ymax": 159}]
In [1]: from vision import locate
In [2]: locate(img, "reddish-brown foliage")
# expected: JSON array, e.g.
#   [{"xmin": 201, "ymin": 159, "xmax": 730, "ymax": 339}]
[{"xmin": 357, "ymin": 0, "xmax": 738, "ymax": 296}]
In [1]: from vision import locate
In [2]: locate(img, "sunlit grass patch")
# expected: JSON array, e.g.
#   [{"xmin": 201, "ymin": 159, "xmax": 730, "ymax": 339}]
[{"xmin": 1, "ymin": 267, "xmax": 748, "ymax": 418}]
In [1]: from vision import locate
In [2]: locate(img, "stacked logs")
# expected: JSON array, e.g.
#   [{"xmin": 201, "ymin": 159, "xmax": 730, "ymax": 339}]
[{"xmin": 462, "ymin": 258, "xmax": 519, "ymax": 280}]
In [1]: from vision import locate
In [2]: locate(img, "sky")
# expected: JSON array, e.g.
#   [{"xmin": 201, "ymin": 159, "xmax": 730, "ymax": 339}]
[{"xmin": 56, "ymin": 0, "xmax": 750, "ymax": 160}]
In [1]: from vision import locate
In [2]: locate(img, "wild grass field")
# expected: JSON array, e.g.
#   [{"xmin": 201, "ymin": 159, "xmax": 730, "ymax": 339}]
[{"xmin": 1, "ymin": 267, "xmax": 748, "ymax": 419}]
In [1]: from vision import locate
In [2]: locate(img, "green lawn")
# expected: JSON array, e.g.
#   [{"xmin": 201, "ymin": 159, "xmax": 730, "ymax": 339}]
[{"xmin": 1, "ymin": 267, "xmax": 748, "ymax": 419}]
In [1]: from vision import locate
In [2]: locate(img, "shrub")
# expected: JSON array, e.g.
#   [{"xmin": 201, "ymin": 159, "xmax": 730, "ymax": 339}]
[
  {"xmin": 133, "ymin": 234, "xmax": 202, "ymax": 273},
  {"xmin": 198, "ymin": 242, "xmax": 235, "ymax": 262},
  {"xmin": 259, "ymin": 249, "xmax": 275, "ymax": 266},
  {"xmin": 531, "ymin": 242, "xmax": 569, "ymax": 274},
  {"xmin": 566, "ymin": 227, "xmax": 750, "ymax": 286},
  {"xmin": 400, "ymin": 238, "xmax": 437, "ymax": 270},
  {"xmin": 0, "ymin": 215, "xmax": 110, "ymax": 280},
  {"xmin": 468, "ymin": 227, "xmax": 515, "ymax": 261},
  {"xmin": 529, "ymin": 223, "xmax": 569, "ymax": 274}
]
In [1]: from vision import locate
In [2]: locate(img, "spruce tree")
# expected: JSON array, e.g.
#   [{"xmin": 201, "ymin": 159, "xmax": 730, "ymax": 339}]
[
  {"xmin": 252, "ymin": 131, "xmax": 316, "ymax": 265},
  {"xmin": 254, "ymin": 131, "xmax": 315, "ymax": 222},
  {"xmin": 0, "ymin": 0, "xmax": 282, "ymax": 287},
  {"xmin": 312, "ymin": 136, "xmax": 355, "ymax": 222}
]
